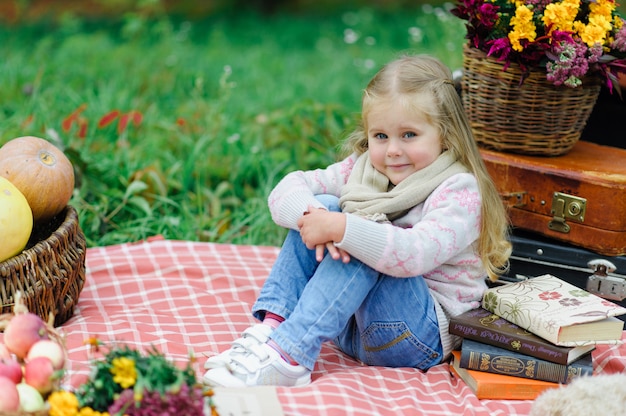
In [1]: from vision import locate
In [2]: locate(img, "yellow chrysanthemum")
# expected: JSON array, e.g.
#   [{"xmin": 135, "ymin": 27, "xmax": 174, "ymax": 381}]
[
  {"xmin": 593, "ymin": 0, "xmax": 616, "ymax": 17},
  {"xmin": 111, "ymin": 357, "xmax": 137, "ymax": 389},
  {"xmin": 543, "ymin": 0, "xmax": 580, "ymax": 34},
  {"xmin": 591, "ymin": 1, "xmax": 615, "ymax": 26},
  {"xmin": 575, "ymin": 15, "xmax": 612, "ymax": 47},
  {"xmin": 571, "ymin": 0, "xmax": 616, "ymax": 46},
  {"xmin": 48, "ymin": 391, "xmax": 80, "ymax": 416},
  {"xmin": 581, "ymin": 23, "xmax": 611, "ymax": 45},
  {"xmin": 508, "ymin": 5, "xmax": 537, "ymax": 52},
  {"xmin": 77, "ymin": 408, "xmax": 111, "ymax": 416}
]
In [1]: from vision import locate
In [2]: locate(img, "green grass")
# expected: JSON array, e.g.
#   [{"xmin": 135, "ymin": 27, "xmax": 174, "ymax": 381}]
[{"xmin": 0, "ymin": 5, "xmax": 466, "ymax": 247}]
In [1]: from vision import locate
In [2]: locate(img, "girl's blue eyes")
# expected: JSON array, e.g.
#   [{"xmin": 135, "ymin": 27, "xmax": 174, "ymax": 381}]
[{"xmin": 373, "ymin": 132, "xmax": 417, "ymax": 139}]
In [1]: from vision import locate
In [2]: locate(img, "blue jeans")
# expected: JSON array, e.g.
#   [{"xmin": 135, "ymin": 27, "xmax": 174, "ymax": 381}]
[{"xmin": 252, "ymin": 195, "xmax": 443, "ymax": 371}]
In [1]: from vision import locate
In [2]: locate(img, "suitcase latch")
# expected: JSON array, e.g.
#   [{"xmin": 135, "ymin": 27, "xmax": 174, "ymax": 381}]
[
  {"xmin": 548, "ymin": 192, "xmax": 586, "ymax": 233},
  {"xmin": 586, "ymin": 259, "xmax": 626, "ymax": 301}
]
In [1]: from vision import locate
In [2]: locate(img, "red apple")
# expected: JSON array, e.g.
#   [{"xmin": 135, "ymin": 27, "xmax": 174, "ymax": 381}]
[
  {"xmin": 23, "ymin": 356, "xmax": 56, "ymax": 394},
  {"xmin": 0, "ymin": 376, "xmax": 20, "ymax": 411},
  {"xmin": 26, "ymin": 339, "xmax": 65, "ymax": 370},
  {"xmin": 3, "ymin": 312, "xmax": 49, "ymax": 359},
  {"xmin": 0, "ymin": 357, "xmax": 22, "ymax": 384}
]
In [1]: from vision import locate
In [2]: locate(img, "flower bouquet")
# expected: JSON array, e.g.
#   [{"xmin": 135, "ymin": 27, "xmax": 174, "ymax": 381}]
[
  {"xmin": 47, "ymin": 340, "xmax": 218, "ymax": 416},
  {"xmin": 451, "ymin": 0, "xmax": 626, "ymax": 155}
]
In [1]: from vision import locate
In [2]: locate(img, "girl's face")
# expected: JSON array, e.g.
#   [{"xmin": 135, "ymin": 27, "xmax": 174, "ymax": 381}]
[{"xmin": 366, "ymin": 96, "xmax": 443, "ymax": 185}]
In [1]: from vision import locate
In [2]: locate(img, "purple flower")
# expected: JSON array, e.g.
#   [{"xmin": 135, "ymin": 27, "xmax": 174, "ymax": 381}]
[
  {"xmin": 451, "ymin": 0, "xmax": 501, "ymax": 50},
  {"xmin": 611, "ymin": 20, "xmax": 626, "ymax": 52},
  {"xmin": 108, "ymin": 384, "xmax": 206, "ymax": 416},
  {"xmin": 546, "ymin": 35, "xmax": 591, "ymax": 87},
  {"xmin": 477, "ymin": 3, "xmax": 499, "ymax": 27},
  {"xmin": 488, "ymin": 37, "xmax": 513, "ymax": 61}
]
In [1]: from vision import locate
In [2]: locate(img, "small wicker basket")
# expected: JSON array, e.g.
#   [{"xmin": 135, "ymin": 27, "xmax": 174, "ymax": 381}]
[
  {"xmin": 462, "ymin": 45, "xmax": 601, "ymax": 156},
  {"xmin": 0, "ymin": 205, "xmax": 86, "ymax": 327}
]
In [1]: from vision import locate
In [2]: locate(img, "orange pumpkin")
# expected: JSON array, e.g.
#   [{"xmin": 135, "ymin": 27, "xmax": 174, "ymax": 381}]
[{"xmin": 0, "ymin": 136, "xmax": 75, "ymax": 223}]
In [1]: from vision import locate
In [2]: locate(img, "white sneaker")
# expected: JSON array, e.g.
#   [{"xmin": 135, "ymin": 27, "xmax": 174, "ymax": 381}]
[
  {"xmin": 204, "ymin": 324, "xmax": 273, "ymax": 370},
  {"xmin": 202, "ymin": 341, "xmax": 311, "ymax": 387}
]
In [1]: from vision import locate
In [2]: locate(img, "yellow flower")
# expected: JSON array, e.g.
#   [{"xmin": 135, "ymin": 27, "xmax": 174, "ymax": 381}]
[
  {"xmin": 508, "ymin": 5, "xmax": 537, "ymax": 52},
  {"xmin": 592, "ymin": 0, "xmax": 616, "ymax": 17},
  {"xmin": 543, "ymin": 0, "xmax": 580, "ymax": 34},
  {"xmin": 575, "ymin": 19, "xmax": 611, "ymax": 46},
  {"xmin": 48, "ymin": 391, "xmax": 80, "ymax": 416},
  {"xmin": 571, "ymin": 0, "xmax": 616, "ymax": 46},
  {"xmin": 111, "ymin": 357, "xmax": 137, "ymax": 389},
  {"xmin": 77, "ymin": 408, "xmax": 111, "ymax": 416}
]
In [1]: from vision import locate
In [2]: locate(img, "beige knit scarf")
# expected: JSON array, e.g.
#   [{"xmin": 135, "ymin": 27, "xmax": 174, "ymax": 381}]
[{"xmin": 339, "ymin": 150, "xmax": 468, "ymax": 222}]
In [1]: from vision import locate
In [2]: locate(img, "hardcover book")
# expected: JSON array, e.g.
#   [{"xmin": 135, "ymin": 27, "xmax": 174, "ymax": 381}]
[
  {"xmin": 449, "ymin": 307, "xmax": 595, "ymax": 364},
  {"xmin": 482, "ymin": 274, "xmax": 626, "ymax": 346},
  {"xmin": 449, "ymin": 351, "xmax": 560, "ymax": 400},
  {"xmin": 459, "ymin": 338, "xmax": 593, "ymax": 384}
]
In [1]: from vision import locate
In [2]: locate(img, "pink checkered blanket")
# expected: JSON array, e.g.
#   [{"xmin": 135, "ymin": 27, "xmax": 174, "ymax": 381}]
[{"xmin": 22, "ymin": 237, "xmax": 626, "ymax": 415}]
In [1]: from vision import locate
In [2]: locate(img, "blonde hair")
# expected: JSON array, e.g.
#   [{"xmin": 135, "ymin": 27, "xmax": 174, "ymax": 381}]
[{"xmin": 341, "ymin": 55, "xmax": 511, "ymax": 281}]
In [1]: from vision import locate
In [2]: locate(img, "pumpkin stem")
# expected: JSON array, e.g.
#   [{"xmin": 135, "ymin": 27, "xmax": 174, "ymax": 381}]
[{"xmin": 38, "ymin": 150, "xmax": 57, "ymax": 167}]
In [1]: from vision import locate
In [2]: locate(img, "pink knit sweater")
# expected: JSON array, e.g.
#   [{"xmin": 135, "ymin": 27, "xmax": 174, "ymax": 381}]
[{"xmin": 268, "ymin": 154, "xmax": 487, "ymax": 355}]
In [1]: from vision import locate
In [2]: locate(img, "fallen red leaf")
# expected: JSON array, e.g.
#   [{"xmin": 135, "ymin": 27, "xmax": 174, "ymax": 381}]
[
  {"xmin": 98, "ymin": 110, "xmax": 120, "ymax": 128},
  {"xmin": 77, "ymin": 117, "xmax": 88, "ymax": 138},
  {"xmin": 130, "ymin": 110, "xmax": 143, "ymax": 126},
  {"xmin": 117, "ymin": 113, "xmax": 130, "ymax": 134},
  {"xmin": 61, "ymin": 103, "xmax": 87, "ymax": 132}
]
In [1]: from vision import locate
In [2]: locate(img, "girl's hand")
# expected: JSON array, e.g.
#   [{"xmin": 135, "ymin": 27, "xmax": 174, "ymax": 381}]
[
  {"xmin": 315, "ymin": 242, "xmax": 350, "ymax": 263},
  {"xmin": 298, "ymin": 206, "xmax": 349, "ymax": 263}
]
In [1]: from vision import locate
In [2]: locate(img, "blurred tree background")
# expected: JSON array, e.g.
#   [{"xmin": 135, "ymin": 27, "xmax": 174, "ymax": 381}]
[{"xmin": 0, "ymin": 0, "xmax": 446, "ymax": 23}]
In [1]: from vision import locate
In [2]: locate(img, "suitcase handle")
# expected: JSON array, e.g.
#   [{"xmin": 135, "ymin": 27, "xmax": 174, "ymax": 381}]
[{"xmin": 587, "ymin": 259, "xmax": 616, "ymax": 275}]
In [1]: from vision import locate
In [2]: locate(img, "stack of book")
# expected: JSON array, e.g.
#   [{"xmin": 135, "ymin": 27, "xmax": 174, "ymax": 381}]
[{"xmin": 448, "ymin": 274, "xmax": 626, "ymax": 400}]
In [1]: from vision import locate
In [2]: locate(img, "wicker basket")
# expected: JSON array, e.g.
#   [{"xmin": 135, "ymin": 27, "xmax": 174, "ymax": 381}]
[
  {"xmin": 0, "ymin": 205, "xmax": 86, "ymax": 327},
  {"xmin": 462, "ymin": 45, "xmax": 601, "ymax": 156}
]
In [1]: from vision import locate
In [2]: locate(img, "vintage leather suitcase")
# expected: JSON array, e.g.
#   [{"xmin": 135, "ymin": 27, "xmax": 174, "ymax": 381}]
[
  {"xmin": 481, "ymin": 141, "xmax": 626, "ymax": 256},
  {"xmin": 496, "ymin": 230, "xmax": 626, "ymax": 321}
]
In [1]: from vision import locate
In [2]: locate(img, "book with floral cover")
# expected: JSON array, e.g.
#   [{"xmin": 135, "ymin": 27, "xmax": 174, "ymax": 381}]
[
  {"xmin": 482, "ymin": 274, "xmax": 626, "ymax": 346},
  {"xmin": 449, "ymin": 307, "xmax": 595, "ymax": 364}
]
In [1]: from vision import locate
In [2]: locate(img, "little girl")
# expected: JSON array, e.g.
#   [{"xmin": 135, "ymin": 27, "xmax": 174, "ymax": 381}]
[{"xmin": 203, "ymin": 54, "xmax": 511, "ymax": 387}]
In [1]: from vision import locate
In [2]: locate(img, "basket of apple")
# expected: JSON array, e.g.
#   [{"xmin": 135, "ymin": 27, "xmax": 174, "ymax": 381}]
[{"xmin": 0, "ymin": 293, "xmax": 66, "ymax": 415}]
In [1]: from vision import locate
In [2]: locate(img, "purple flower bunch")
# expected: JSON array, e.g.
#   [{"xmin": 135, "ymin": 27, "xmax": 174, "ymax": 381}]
[
  {"xmin": 108, "ymin": 383, "xmax": 207, "ymax": 416},
  {"xmin": 545, "ymin": 34, "xmax": 601, "ymax": 87},
  {"xmin": 451, "ymin": 0, "xmax": 626, "ymax": 90}
]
